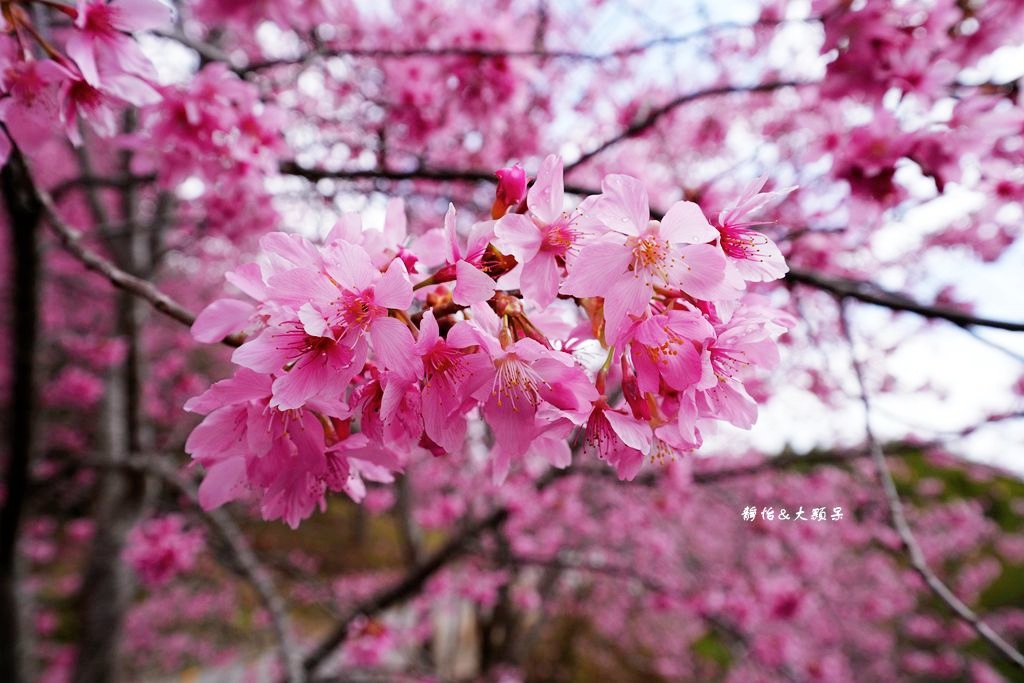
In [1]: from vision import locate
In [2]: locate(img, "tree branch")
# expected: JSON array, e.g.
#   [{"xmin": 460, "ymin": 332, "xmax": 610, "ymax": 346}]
[
  {"xmin": 121, "ymin": 457, "xmax": 304, "ymax": 683},
  {"xmin": 28, "ymin": 178, "xmax": 244, "ymax": 347},
  {"xmin": 563, "ymin": 80, "xmax": 814, "ymax": 173},
  {"xmin": 242, "ymin": 19, "xmax": 814, "ymax": 72},
  {"xmin": 279, "ymin": 162, "xmax": 1024, "ymax": 335},
  {"xmin": 299, "ymin": 467, "xmax": 572, "ymax": 677},
  {"xmin": 840, "ymin": 303, "xmax": 1024, "ymax": 672},
  {"xmin": 788, "ymin": 269, "xmax": 1024, "ymax": 332}
]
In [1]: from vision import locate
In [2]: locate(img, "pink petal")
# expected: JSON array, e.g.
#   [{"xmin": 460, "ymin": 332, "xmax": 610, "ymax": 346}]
[
  {"xmin": 266, "ymin": 267, "xmax": 338, "ymax": 308},
  {"xmin": 191, "ymin": 298, "xmax": 254, "ymax": 343},
  {"xmin": 112, "ymin": 0, "xmax": 174, "ymax": 31},
  {"xmin": 374, "ymin": 258, "xmax": 413, "ymax": 309},
  {"xmin": 520, "ymin": 252, "xmax": 560, "ymax": 308},
  {"xmin": 369, "ymin": 316, "xmax": 417, "ymax": 379},
  {"xmin": 298, "ymin": 303, "xmax": 329, "ymax": 337},
  {"xmin": 197, "ymin": 457, "xmax": 247, "ymax": 510},
  {"xmin": 527, "ymin": 154, "xmax": 565, "ymax": 225},
  {"xmin": 66, "ymin": 33, "xmax": 100, "ymax": 86},
  {"xmin": 325, "ymin": 213, "xmax": 362, "ymax": 245},
  {"xmin": 324, "ymin": 240, "xmax": 375, "ymax": 290},
  {"xmin": 593, "ymin": 174, "xmax": 649, "ymax": 236},
  {"xmin": 559, "ymin": 239, "xmax": 631, "ymax": 298},
  {"xmin": 270, "ymin": 356, "xmax": 334, "ymax": 409},
  {"xmin": 414, "ymin": 308, "xmax": 440, "ymax": 354},
  {"xmin": 184, "ymin": 369, "xmax": 270, "ymax": 414},
  {"xmin": 668, "ymin": 243, "xmax": 729, "ymax": 300},
  {"xmin": 602, "ymin": 276, "xmax": 652, "ymax": 343},
  {"xmin": 225, "ymin": 262, "xmax": 268, "ymax": 300},
  {"xmin": 452, "ymin": 260, "xmax": 496, "ymax": 306},
  {"xmin": 260, "ymin": 231, "xmax": 320, "ymax": 268},
  {"xmin": 422, "ymin": 383, "xmax": 466, "ymax": 453},
  {"xmin": 232, "ymin": 329, "xmax": 292, "ymax": 373},
  {"xmin": 661, "ymin": 200, "xmax": 717, "ymax": 245},
  {"xmin": 443, "ymin": 203, "xmax": 461, "ymax": 263},
  {"xmin": 605, "ymin": 409, "xmax": 653, "ymax": 453},
  {"xmin": 494, "ymin": 213, "xmax": 541, "ymax": 262}
]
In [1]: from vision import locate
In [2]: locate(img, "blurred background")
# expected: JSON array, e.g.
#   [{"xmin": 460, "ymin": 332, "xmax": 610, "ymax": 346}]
[{"xmin": 2, "ymin": 0, "xmax": 1024, "ymax": 681}]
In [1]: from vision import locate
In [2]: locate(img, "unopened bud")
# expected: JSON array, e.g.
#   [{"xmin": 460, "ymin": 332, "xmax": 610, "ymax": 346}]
[{"xmin": 491, "ymin": 163, "xmax": 527, "ymax": 218}]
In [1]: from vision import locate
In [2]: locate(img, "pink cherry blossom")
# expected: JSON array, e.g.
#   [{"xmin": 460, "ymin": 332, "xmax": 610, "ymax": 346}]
[
  {"xmin": 561, "ymin": 174, "xmax": 729, "ymax": 340},
  {"xmin": 717, "ymin": 177, "xmax": 794, "ymax": 283},
  {"xmin": 494, "ymin": 154, "xmax": 593, "ymax": 308}
]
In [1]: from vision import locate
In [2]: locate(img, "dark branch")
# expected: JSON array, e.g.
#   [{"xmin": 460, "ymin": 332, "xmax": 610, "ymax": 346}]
[
  {"xmin": 563, "ymin": 80, "xmax": 815, "ymax": 173},
  {"xmin": 29, "ymin": 176, "xmax": 244, "ymax": 347},
  {"xmin": 788, "ymin": 269, "xmax": 1024, "ymax": 332}
]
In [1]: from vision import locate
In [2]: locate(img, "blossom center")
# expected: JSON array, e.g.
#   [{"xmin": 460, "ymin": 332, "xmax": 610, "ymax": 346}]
[
  {"xmin": 338, "ymin": 290, "xmax": 379, "ymax": 328},
  {"xmin": 491, "ymin": 354, "xmax": 546, "ymax": 409},
  {"xmin": 539, "ymin": 216, "xmax": 577, "ymax": 256},
  {"xmin": 720, "ymin": 227, "xmax": 768, "ymax": 261}
]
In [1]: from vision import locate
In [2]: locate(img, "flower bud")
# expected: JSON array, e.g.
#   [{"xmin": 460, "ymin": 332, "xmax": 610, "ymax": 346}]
[{"xmin": 491, "ymin": 163, "xmax": 527, "ymax": 218}]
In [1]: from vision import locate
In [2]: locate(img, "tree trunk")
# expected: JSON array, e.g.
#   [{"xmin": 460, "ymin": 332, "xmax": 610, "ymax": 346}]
[
  {"xmin": 73, "ymin": 123, "xmax": 157, "ymax": 683},
  {"xmin": 0, "ymin": 148, "xmax": 42, "ymax": 683}
]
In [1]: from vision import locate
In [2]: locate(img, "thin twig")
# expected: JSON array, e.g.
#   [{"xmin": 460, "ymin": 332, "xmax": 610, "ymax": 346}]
[
  {"xmin": 242, "ymin": 19, "xmax": 816, "ymax": 72},
  {"xmin": 563, "ymin": 80, "xmax": 815, "ymax": 173},
  {"xmin": 839, "ymin": 303, "xmax": 1024, "ymax": 672}
]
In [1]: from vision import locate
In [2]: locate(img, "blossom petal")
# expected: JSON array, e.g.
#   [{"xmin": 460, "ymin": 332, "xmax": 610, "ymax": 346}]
[
  {"xmin": 559, "ymin": 239, "xmax": 631, "ymax": 297},
  {"xmin": 519, "ymin": 253, "xmax": 560, "ymax": 309},
  {"xmin": 453, "ymin": 260, "xmax": 496, "ymax": 306},
  {"xmin": 197, "ymin": 457, "xmax": 247, "ymax": 510},
  {"xmin": 375, "ymin": 258, "xmax": 413, "ymax": 309},
  {"xmin": 494, "ymin": 213, "xmax": 541, "ymax": 262},
  {"xmin": 528, "ymin": 154, "xmax": 565, "ymax": 225},
  {"xmin": 661, "ymin": 200, "xmax": 717, "ymax": 244},
  {"xmin": 370, "ymin": 316, "xmax": 417, "ymax": 379},
  {"xmin": 191, "ymin": 298, "xmax": 254, "ymax": 343},
  {"xmin": 593, "ymin": 174, "xmax": 649, "ymax": 235}
]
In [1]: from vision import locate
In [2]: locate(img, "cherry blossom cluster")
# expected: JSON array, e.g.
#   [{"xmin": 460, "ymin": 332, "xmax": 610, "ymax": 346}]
[
  {"xmin": 186, "ymin": 155, "xmax": 793, "ymax": 528},
  {"xmin": 0, "ymin": 0, "xmax": 171, "ymax": 161},
  {"xmin": 123, "ymin": 514, "xmax": 204, "ymax": 587}
]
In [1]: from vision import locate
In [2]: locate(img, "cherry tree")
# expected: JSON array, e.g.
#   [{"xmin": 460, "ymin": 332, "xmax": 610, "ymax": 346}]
[{"xmin": 1, "ymin": 0, "xmax": 1023, "ymax": 681}]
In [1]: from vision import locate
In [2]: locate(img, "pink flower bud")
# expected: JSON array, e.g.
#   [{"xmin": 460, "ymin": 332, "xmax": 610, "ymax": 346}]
[{"xmin": 492, "ymin": 163, "xmax": 527, "ymax": 218}]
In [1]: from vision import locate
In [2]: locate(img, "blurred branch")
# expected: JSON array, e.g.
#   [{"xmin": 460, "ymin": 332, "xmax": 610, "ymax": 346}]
[
  {"xmin": 300, "ymin": 506, "xmax": 510, "ymax": 677},
  {"xmin": 245, "ymin": 19, "xmax": 811, "ymax": 71},
  {"xmin": 28, "ymin": 177, "xmax": 244, "ymax": 347},
  {"xmin": 840, "ymin": 303, "xmax": 1024, "ymax": 672},
  {"xmin": 299, "ymin": 467, "xmax": 573, "ymax": 678},
  {"xmin": 119, "ymin": 456, "xmax": 305, "ymax": 683},
  {"xmin": 563, "ymin": 80, "xmax": 815, "ymax": 173},
  {"xmin": 278, "ymin": 161, "xmax": 601, "ymax": 200},
  {"xmin": 789, "ymin": 269, "xmax": 1024, "ymax": 332}
]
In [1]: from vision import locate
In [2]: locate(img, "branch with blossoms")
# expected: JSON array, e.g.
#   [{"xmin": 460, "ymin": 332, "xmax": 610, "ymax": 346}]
[
  {"xmin": 280, "ymin": 163, "xmax": 1024, "ymax": 333},
  {"xmin": 183, "ymin": 154, "xmax": 794, "ymax": 528},
  {"xmin": 0, "ymin": 0, "xmax": 175, "ymax": 160}
]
